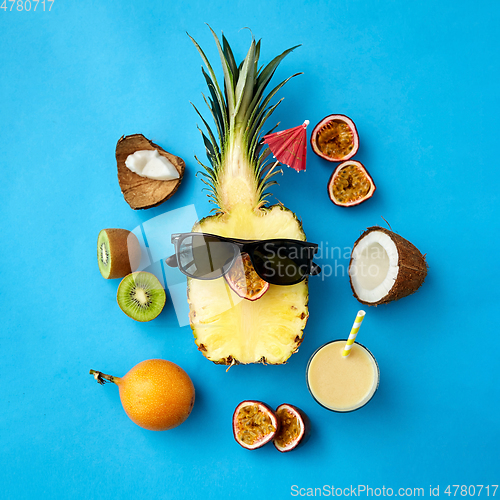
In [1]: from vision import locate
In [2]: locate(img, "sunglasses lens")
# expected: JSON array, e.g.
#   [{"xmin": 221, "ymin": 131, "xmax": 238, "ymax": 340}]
[
  {"xmin": 178, "ymin": 234, "xmax": 237, "ymax": 279},
  {"xmin": 252, "ymin": 242, "xmax": 314, "ymax": 285}
]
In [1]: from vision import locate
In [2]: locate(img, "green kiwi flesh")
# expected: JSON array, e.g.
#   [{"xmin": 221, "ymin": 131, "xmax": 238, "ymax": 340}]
[
  {"xmin": 98, "ymin": 230, "xmax": 112, "ymax": 278},
  {"xmin": 117, "ymin": 272, "xmax": 166, "ymax": 322},
  {"xmin": 97, "ymin": 229, "xmax": 141, "ymax": 279}
]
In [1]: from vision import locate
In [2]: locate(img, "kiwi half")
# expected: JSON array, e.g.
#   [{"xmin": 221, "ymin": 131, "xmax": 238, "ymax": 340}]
[
  {"xmin": 98, "ymin": 229, "xmax": 141, "ymax": 279},
  {"xmin": 117, "ymin": 272, "xmax": 166, "ymax": 322}
]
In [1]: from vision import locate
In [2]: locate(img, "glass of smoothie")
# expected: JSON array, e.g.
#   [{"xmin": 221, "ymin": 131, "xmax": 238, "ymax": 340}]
[{"xmin": 306, "ymin": 340, "xmax": 380, "ymax": 412}]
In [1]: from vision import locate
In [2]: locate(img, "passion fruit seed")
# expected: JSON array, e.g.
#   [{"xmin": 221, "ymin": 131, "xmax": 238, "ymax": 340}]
[
  {"xmin": 274, "ymin": 408, "xmax": 300, "ymax": 448},
  {"xmin": 224, "ymin": 253, "xmax": 269, "ymax": 301},
  {"xmin": 231, "ymin": 259, "xmax": 262, "ymax": 297},
  {"xmin": 237, "ymin": 404, "xmax": 276, "ymax": 445},
  {"xmin": 311, "ymin": 115, "xmax": 359, "ymax": 162},
  {"xmin": 332, "ymin": 164, "xmax": 372, "ymax": 204},
  {"xmin": 327, "ymin": 160, "xmax": 376, "ymax": 207},
  {"xmin": 273, "ymin": 403, "xmax": 310, "ymax": 452},
  {"xmin": 316, "ymin": 120, "xmax": 354, "ymax": 159}
]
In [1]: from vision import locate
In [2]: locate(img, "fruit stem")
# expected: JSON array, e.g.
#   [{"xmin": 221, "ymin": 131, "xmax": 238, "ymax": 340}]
[{"xmin": 89, "ymin": 369, "xmax": 120, "ymax": 385}]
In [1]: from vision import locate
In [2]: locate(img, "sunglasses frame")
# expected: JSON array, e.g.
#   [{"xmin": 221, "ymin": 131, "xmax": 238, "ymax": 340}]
[{"xmin": 167, "ymin": 232, "xmax": 321, "ymax": 286}]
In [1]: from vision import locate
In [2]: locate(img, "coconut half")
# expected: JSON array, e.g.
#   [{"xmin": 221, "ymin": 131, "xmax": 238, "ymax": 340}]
[
  {"xmin": 116, "ymin": 134, "xmax": 185, "ymax": 210},
  {"xmin": 348, "ymin": 227, "xmax": 427, "ymax": 306}
]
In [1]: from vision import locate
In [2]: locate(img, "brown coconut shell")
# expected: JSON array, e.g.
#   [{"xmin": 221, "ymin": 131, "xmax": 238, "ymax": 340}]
[
  {"xmin": 116, "ymin": 134, "xmax": 185, "ymax": 210},
  {"xmin": 100, "ymin": 228, "xmax": 141, "ymax": 279},
  {"xmin": 349, "ymin": 226, "xmax": 427, "ymax": 306}
]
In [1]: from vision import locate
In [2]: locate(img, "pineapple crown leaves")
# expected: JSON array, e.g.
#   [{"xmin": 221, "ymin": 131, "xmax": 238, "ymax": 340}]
[{"xmin": 188, "ymin": 26, "xmax": 301, "ymax": 207}]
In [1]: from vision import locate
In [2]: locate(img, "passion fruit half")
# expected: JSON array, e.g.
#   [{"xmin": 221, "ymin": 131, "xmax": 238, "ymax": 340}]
[
  {"xmin": 273, "ymin": 404, "xmax": 310, "ymax": 452},
  {"xmin": 224, "ymin": 253, "xmax": 269, "ymax": 301},
  {"xmin": 233, "ymin": 401, "xmax": 279, "ymax": 450},
  {"xmin": 328, "ymin": 160, "xmax": 376, "ymax": 207},
  {"xmin": 311, "ymin": 114, "xmax": 359, "ymax": 162}
]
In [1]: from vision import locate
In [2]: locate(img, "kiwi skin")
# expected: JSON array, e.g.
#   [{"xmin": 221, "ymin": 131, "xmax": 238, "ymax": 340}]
[{"xmin": 98, "ymin": 229, "xmax": 141, "ymax": 279}]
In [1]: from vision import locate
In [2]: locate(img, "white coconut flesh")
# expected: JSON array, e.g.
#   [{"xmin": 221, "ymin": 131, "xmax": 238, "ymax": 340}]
[{"xmin": 349, "ymin": 231, "xmax": 399, "ymax": 303}]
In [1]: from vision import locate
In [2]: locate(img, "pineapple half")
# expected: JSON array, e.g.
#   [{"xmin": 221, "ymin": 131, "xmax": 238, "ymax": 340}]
[{"xmin": 188, "ymin": 28, "xmax": 309, "ymax": 365}]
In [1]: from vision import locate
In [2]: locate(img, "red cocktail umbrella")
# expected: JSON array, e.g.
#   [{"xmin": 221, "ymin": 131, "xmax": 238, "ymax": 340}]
[{"xmin": 262, "ymin": 120, "xmax": 309, "ymax": 172}]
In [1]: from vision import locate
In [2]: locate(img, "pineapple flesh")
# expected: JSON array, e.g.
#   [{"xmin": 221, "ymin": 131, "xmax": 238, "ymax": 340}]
[{"xmin": 188, "ymin": 28, "xmax": 309, "ymax": 365}]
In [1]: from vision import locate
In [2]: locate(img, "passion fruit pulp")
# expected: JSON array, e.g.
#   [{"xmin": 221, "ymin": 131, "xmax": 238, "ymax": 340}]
[
  {"xmin": 311, "ymin": 114, "xmax": 359, "ymax": 162},
  {"xmin": 328, "ymin": 160, "xmax": 376, "ymax": 207},
  {"xmin": 273, "ymin": 404, "xmax": 310, "ymax": 452},
  {"xmin": 224, "ymin": 253, "xmax": 269, "ymax": 301},
  {"xmin": 233, "ymin": 401, "xmax": 279, "ymax": 450}
]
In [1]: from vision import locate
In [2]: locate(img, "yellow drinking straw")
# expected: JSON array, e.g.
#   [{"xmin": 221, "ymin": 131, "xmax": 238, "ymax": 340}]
[{"xmin": 342, "ymin": 310, "xmax": 366, "ymax": 358}]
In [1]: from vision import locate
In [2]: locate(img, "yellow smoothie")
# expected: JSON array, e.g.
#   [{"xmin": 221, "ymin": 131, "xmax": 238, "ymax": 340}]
[{"xmin": 307, "ymin": 340, "xmax": 379, "ymax": 412}]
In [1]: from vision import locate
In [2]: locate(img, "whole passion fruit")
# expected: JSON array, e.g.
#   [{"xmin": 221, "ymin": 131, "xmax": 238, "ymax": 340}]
[
  {"xmin": 328, "ymin": 160, "xmax": 376, "ymax": 207},
  {"xmin": 311, "ymin": 114, "xmax": 359, "ymax": 162},
  {"xmin": 273, "ymin": 404, "xmax": 310, "ymax": 452},
  {"xmin": 224, "ymin": 253, "xmax": 269, "ymax": 301},
  {"xmin": 233, "ymin": 401, "xmax": 279, "ymax": 450}
]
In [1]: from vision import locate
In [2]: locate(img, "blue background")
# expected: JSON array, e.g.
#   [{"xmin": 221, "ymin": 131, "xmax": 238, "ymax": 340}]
[{"xmin": 1, "ymin": 1, "xmax": 499, "ymax": 499}]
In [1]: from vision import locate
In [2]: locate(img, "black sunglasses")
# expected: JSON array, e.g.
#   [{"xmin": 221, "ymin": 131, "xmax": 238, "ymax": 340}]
[{"xmin": 166, "ymin": 232, "xmax": 321, "ymax": 286}]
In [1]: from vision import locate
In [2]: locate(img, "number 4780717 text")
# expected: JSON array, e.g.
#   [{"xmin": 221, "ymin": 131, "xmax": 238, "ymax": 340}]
[{"xmin": 1, "ymin": 1, "xmax": 54, "ymax": 11}]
